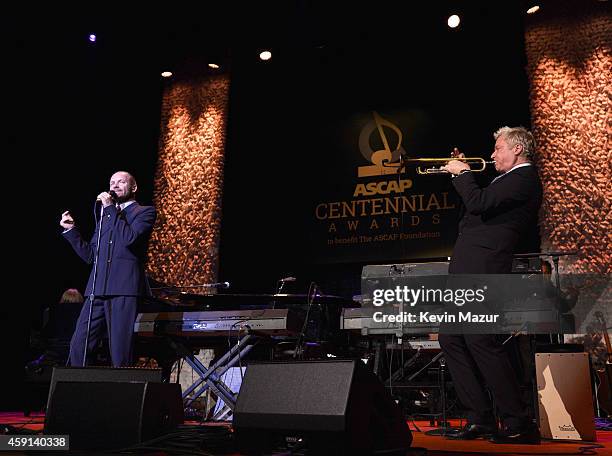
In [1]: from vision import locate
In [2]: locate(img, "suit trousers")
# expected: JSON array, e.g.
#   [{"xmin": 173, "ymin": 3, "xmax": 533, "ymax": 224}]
[
  {"xmin": 438, "ymin": 333, "xmax": 528, "ymax": 429},
  {"xmin": 69, "ymin": 296, "xmax": 138, "ymax": 367}
]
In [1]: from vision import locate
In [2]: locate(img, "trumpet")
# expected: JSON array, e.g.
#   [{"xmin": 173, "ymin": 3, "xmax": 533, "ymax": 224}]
[{"xmin": 401, "ymin": 156, "xmax": 496, "ymax": 175}]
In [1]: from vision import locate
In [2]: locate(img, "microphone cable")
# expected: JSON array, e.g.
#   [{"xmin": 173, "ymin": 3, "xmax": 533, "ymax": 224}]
[{"xmin": 293, "ymin": 281, "xmax": 318, "ymax": 359}]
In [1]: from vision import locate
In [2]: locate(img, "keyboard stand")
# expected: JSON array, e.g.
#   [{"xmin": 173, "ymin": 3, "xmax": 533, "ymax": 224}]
[{"xmin": 167, "ymin": 334, "xmax": 258, "ymax": 412}]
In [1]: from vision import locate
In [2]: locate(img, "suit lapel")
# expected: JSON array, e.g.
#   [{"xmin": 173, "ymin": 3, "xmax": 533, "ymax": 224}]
[
  {"xmin": 98, "ymin": 203, "xmax": 139, "ymax": 237},
  {"xmin": 121, "ymin": 202, "xmax": 140, "ymax": 223}
]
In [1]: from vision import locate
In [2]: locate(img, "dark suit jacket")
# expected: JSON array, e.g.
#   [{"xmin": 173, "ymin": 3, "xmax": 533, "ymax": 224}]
[
  {"xmin": 63, "ymin": 202, "xmax": 157, "ymax": 296},
  {"xmin": 449, "ymin": 165, "xmax": 542, "ymax": 273}
]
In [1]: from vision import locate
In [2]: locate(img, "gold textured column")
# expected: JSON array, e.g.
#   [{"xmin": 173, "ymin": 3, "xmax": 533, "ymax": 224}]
[
  {"xmin": 147, "ymin": 74, "xmax": 230, "ymax": 290},
  {"xmin": 524, "ymin": 3, "xmax": 611, "ymax": 273}
]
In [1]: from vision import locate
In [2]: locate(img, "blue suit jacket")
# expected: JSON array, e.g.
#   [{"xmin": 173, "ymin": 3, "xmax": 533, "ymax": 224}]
[{"xmin": 63, "ymin": 202, "xmax": 157, "ymax": 297}]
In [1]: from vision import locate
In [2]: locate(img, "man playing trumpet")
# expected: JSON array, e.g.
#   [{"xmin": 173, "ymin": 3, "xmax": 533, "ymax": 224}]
[{"xmin": 438, "ymin": 126, "xmax": 543, "ymax": 444}]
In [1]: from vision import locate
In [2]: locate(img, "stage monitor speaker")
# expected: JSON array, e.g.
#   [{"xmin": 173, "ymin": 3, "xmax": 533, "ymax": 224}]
[
  {"xmin": 535, "ymin": 353, "xmax": 596, "ymax": 441},
  {"xmin": 233, "ymin": 359, "xmax": 412, "ymax": 454},
  {"xmin": 46, "ymin": 366, "xmax": 162, "ymax": 411},
  {"xmin": 44, "ymin": 368, "xmax": 182, "ymax": 450}
]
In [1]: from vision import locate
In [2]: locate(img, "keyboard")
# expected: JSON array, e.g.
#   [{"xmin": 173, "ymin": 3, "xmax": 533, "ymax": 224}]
[{"xmin": 134, "ymin": 308, "xmax": 303, "ymax": 337}]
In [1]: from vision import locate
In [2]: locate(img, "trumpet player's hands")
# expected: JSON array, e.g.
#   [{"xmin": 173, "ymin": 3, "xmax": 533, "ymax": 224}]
[
  {"xmin": 442, "ymin": 160, "xmax": 470, "ymax": 175},
  {"xmin": 60, "ymin": 211, "xmax": 75, "ymax": 230},
  {"xmin": 440, "ymin": 147, "xmax": 469, "ymax": 174},
  {"xmin": 451, "ymin": 147, "xmax": 465, "ymax": 159},
  {"xmin": 440, "ymin": 160, "xmax": 470, "ymax": 176}
]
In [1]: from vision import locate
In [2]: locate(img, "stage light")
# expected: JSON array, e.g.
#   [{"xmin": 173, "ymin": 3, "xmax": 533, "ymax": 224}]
[
  {"xmin": 526, "ymin": 5, "xmax": 540, "ymax": 14},
  {"xmin": 161, "ymin": 71, "xmax": 173, "ymax": 78},
  {"xmin": 89, "ymin": 34, "xmax": 96, "ymax": 42},
  {"xmin": 447, "ymin": 15, "xmax": 460, "ymax": 28},
  {"xmin": 208, "ymin": 63, "xmax": 220, "ymax": 69},
  {"xmin": 259, "ymin": 50, "xmax": 272, "ymax": 61}
]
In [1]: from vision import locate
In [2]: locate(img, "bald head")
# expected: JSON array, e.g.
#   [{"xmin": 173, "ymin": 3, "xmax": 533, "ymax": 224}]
[{"xmin": 109, "ymin": 171, "xmax": 138, "ymax": 203}]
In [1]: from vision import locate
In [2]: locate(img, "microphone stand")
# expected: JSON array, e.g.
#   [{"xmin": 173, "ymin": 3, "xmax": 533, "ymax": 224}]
[
  {"xmin": 277, "ymin": 279, "xmax": 288, "ymax": 294},
  {"xmin": 272, "ymin": 280, "xmax": 286, "ymax": 310},
  {"xmin": 272, "ymin": 277, "xmax": 295, "ymax": 309},
  {"xmin": 550, "ymin": 254, "xmax": 564, "ymax": 344},
  {"xmin": 82, "ymin": 203, "xmax": 105, "ymax": 367}
]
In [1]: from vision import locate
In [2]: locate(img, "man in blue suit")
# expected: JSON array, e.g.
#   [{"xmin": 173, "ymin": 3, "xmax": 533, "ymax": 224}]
[{"xmin": 60, "ymin": 171, "xmax": 156, "ymax": 367}]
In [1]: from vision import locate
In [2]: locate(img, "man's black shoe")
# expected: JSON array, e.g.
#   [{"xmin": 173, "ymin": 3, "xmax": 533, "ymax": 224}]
[
  {"xmin": 489, "ymin": 426, "xmax": 540, "ymax": 444},
  {"xmin": 446, "ymin": 423, "xmax": 497, "ymax": 440}
]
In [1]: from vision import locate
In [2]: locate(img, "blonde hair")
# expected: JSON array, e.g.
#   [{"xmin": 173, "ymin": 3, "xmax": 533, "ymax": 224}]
[
  {"xmin": 494, "ymin": 126, "xmax": 535, "ymax": 160},
  {"xmin": 59, "ymin": 288, "xmax": 84, "ymax": 304}
]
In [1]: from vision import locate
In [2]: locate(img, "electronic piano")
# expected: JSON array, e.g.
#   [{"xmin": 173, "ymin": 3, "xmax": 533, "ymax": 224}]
[{"xmin": 134, "ymin": 308, "xmax": 303, "ymax": 337}]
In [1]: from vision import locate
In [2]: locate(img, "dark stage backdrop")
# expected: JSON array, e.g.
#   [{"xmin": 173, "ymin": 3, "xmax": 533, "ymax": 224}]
[{"xmin": 219, "ymin": 2, "xmax": 530, "ymax": 296}]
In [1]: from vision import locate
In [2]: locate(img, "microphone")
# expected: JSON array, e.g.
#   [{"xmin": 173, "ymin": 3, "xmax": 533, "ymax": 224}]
[
  {"xmin": 96, "ymin": 190, "xmax": 119, "ymax": 203},
  {"xmin": 279, "ymin": 276, "xmax": 297, "ymax": 282}
]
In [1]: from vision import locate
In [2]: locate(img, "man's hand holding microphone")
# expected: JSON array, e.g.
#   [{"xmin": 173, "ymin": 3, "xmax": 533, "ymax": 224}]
[{"xmin": 97, "ymin": 190, "xmax": 118, "ymax": 208}]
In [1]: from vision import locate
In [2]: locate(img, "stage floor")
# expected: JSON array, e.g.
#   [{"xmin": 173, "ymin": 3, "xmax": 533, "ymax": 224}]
[{"xmin": 1, "ymin": 412, "xmax": 610, "ymax": 455}]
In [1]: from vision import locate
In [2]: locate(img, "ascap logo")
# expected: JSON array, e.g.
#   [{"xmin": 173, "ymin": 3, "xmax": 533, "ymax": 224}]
[
  {"xmin": 358, "ymin": 111, "xmax": 406, "ymax": 178},
  {"xmin": 311, "ymin": 109, "xmax": 456, "ymax": 241},
  {"xmin": 354, "ymin": 179, "xmax": 412, "ymax": 197}
]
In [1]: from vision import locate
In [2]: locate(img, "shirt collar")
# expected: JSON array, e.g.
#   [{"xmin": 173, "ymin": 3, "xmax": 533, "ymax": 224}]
[
  {"xmin": 117, "ymin": 200, "xmax": 136, "ymax": 211},
  {"xmin": 506, "ymin": 162, "xmax": 532, "ymax": 173},
  {"xmin": 491, "ymin": 162, "xmax": 532, "ymax": 184}
]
